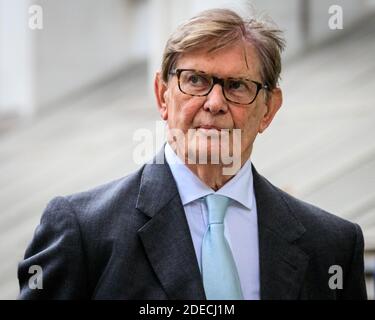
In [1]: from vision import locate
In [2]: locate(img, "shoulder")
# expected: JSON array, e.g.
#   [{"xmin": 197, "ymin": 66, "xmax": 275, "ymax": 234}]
[
  {"xmin": 269, "ymin": 181, "xmax": 363, "ymax": 264},
  {"xmin": 42, "ymin": 164, "xmax": 147, "ymax": 230},
  {"xmin": 278, "ymin": 185, "xmax": 360, "ymax": 241},
  {"xmin": 254, "ymin": 169, "xmax": 362, "ymax": 250},
  {"xmin": 266, "ymin": 181, "xmax": 367, "ymax": 299}
]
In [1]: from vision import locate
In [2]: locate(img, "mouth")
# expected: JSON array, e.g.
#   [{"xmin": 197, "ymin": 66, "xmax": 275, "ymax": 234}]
[
  {"xmin": 195, "ymin": 125, "xmax": 228, "ymax": 131},
  {"xmin": 195, "ymin": 125, "xmax": 221, "ymax": 131}
]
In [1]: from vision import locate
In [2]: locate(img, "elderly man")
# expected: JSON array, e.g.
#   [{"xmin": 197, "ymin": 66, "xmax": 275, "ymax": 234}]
[{"xmin": 18, "ymin": 8, "xmax": 367, "ymax": 300}]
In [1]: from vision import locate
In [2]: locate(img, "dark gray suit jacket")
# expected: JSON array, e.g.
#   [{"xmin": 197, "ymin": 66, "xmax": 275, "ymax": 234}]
[{"xmin": 18, "ymin": 148, "xmax": 367, "ymax": 299}]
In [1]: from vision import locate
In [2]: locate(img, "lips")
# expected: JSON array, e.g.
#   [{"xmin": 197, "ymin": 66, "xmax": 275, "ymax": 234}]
[
  {"xmin": 196, "ymin": 125, "xmax": 222, "ymax": 131},
  {"xmin": 195, "ymin": 124, "xmax": 234, "ymax": 131}
]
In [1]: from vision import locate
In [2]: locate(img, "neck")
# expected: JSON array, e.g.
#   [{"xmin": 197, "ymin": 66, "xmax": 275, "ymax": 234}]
[
  {"xmin": 169, "ymin": 142, "xmax": 252, "ymax": 191},
  {"xmin": 179, "ymin": 147, "xmax": 251, "ymax": 191},
  {"xmin": 186, "ymin": 163, "xmax": 235, "ymax": 190}
]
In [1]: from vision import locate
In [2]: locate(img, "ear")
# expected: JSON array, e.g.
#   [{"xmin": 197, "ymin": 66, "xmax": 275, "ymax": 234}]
[
  {"xmin": 258, "ymin": 87, "xmax": 283, "ymax": 133},
  {"xmin": 154, "ymin": 72, "xmax": 169, "ymax": 120}
]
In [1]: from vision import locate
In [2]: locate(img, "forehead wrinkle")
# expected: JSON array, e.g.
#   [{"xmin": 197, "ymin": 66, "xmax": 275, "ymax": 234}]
[
  {"xmin": 243, "ymin": 42, "xmax": 263, "ymax": 81},
  {"xmin": 176, "ymin": 43, "xmax": 261, "ymax": 79},
  {"xmin": 242, "ymin": 43, "xmax": 250, "ymax": 70}
]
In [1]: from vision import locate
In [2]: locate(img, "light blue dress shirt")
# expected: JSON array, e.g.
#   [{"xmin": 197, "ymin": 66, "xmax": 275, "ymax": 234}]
[{"xmin": 164, "ymin": 143, "xmax": 260, "ymax": 300}]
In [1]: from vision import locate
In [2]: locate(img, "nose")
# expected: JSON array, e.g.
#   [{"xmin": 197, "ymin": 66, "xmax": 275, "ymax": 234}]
[{"xmin": 203, "ymin": 84, "xmax": 228, "ymax": 114}]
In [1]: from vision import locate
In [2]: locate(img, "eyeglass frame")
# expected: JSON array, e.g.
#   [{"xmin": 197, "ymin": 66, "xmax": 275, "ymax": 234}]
[{"xmin": 169, "ymin": 68, "xmax": 269, "ymax": 105}]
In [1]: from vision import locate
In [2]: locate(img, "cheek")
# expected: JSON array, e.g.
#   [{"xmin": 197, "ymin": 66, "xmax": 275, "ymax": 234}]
[
  {"xmin": 231, "ymin": 107, "xmax": 262, "ymax": 139},
  {"xmin": 182, "ymin": 100, "xmax": 200, "ymax": 121},
  {"xmin": 168, "ymin": 96, "xmax": 203, "ymax": 129},
  {"xmin": 232, "ymin": 108, "xmax": 254, "ymax": 130}
]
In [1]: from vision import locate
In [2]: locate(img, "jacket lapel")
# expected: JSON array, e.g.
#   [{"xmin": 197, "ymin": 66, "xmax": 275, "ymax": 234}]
[
  {"xmin": 136, "ymin": 148, "xmax": 206, "ymax": 300},
  {"xmin": 252, "ymin": 166, "xmax": 310, "ymax": 300},
  {"xmin": 134, "ymin": 147, "xmax": 309, "ymax": 300}
]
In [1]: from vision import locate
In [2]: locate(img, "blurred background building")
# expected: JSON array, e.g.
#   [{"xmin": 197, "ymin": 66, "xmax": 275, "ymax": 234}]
[{"xmin": 0, "ymin": 0, "xmax": 374, "ymax": 299}]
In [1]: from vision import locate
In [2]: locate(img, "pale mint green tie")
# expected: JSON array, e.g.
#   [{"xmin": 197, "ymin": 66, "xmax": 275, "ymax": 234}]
[{"xmin": 201, "ymin": 194, "xmax": 243, "ymax": 300}]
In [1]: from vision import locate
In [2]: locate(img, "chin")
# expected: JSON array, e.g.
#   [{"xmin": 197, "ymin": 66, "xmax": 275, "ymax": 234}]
[
  {"xmin": 186, "ymin": 143, "xmax": 231, "ymax": 165},
  {"xmin": 184, "ymin": 129, "xmax": 238, "ymax": 165}
]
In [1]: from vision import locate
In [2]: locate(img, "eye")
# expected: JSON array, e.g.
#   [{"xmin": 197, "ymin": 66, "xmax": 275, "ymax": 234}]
[
  {"xmin": 189, "ymin": 74, "xmax": 201, "ymax": 84},
  {"xmin": 227, "ymin": 80, "xmax": 247, "ymax": 91},
  {"xmin": 181, "ymin": 70, "xmax": 210, "ymax": 88},
  {"xmin": 185, "ymin": 72, "xmax": 210, "ymax": 87}
]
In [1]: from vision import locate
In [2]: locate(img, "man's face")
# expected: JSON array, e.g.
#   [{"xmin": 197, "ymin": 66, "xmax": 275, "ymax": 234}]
[{"xmin": 155, "ymin": 41, "xmax": 282, "ymax": 168}]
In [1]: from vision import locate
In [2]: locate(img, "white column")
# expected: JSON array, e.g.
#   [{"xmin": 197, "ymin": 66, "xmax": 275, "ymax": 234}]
[
  {"xmin": 0, "ymin": 0, "xmax": 34, "ymax": 116},
  {"xmin": 148, "ymin": 0, "xmax": 173, "ymax": 95}
]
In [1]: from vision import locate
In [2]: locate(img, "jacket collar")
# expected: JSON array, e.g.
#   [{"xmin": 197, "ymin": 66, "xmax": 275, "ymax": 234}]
[
  {"xmin": 136, "ymin": 147, "xmax": 309, "ymax": 300},
  {"xmin": 252, "ymin": 165, "xmax": 309, "ymax": 299},
  {"xmin": 136, "ymin": 147, "xmax": 206, "ymax": 299}
]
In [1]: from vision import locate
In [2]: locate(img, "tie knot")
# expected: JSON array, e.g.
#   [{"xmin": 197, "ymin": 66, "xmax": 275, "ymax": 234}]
[{"xmin": 205, "ymin": 194, "xmax": 229, "ymax": 224}]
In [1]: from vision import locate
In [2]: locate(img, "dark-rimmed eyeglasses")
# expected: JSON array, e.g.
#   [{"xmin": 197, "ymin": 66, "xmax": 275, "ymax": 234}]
[{"xmin": 169, "ymin": 68, "xmax": 269, "ymax": 105}]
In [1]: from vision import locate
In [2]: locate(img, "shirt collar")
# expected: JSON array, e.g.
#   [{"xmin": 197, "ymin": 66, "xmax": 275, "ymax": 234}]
[{"xmin": 164, "ymin": 143, "xmax": 254, "ymax": 210}]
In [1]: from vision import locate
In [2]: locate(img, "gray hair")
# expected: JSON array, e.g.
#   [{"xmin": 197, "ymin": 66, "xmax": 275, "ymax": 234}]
[{"xmin": 161, "ymin": 8, "xmax": 285, "ymax": 90}]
